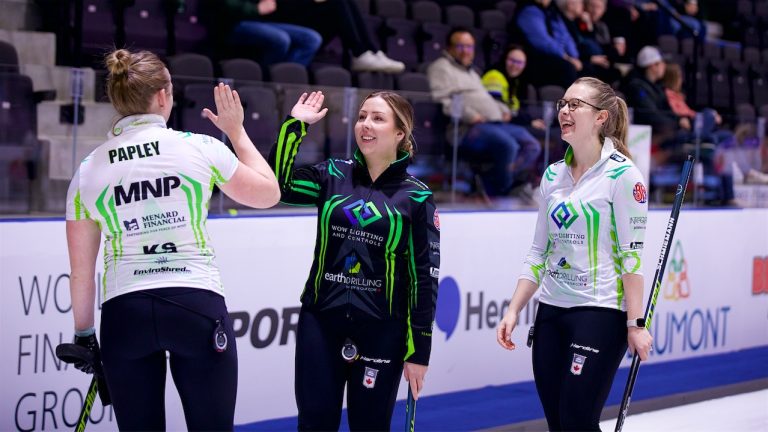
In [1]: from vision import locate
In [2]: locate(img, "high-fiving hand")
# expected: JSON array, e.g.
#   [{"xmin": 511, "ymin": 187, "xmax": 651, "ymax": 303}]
[
  {"xmin": 291, "ymin": 91, "xmax": 329, "ymax": 125},
  {"xmin": 203, "ymin": 83, "xmax": 244, "ymax": 140}
]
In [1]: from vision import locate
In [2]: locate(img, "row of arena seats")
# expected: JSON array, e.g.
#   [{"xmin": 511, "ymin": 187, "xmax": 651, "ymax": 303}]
[
  {"xmin": 69, "ymin": 0, "xmax": 515, "ymax": 73},
  {"xmin": 657, "ymin": 36, "xmax": 768, "ymax": 111}
]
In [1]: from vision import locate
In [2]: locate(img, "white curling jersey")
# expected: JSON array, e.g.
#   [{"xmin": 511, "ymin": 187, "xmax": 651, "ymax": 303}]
[
  {"xmin": 66, "ymin": 114, "xmax": 239, "ymax": 302},
  {"xmin": 520, "ymin": 138, "xmax": 648, "ymax": 310}
]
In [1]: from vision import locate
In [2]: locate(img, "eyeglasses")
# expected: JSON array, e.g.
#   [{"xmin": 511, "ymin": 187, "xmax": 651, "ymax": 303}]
[
  {"xmin": 452, "ymin": 43, "xmax": 475, "ymax": 51},
  {"xmin": 556, "ymin": 98, "xmax": 604, "ymax": 112},
  {"xmin": 506, "ymin": 58, "xmax": 526, "ymax": 66}
]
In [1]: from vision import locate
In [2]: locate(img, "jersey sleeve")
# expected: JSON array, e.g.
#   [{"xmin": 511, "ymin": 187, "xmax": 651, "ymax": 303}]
[
  {"xmin": 65, "ymin": 167, "xmax": 91, "ymax": 221},
  {"xmin": 268, "ymin": 117, "xmax": 328, "ymax": 207},
  {"xmin": 611, "ymin": 165, "xmax": 648, "ymax": 276},
  {"xmin": 404, "ymin": 192, "xmax": 440, "ymax": 366},
  {"xmin": 198, "ymin": 134, "xmax": 239, "ymax": 185},
  {"xmin": 519, "ymin": 182, "xmax": 551, "ymax": 285}
]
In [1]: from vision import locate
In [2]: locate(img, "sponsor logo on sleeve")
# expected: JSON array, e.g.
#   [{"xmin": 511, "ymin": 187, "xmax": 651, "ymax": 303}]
[
  {"xmin": 630, "ymin": 242, "xmax": 644, "ymax": 250},
  {"xmin": 429, "ymin": 241, "xmax": 440, "ymax": 256},
  {"xmin": 433, "ymin": 209, "xmax": 440, "ymax": 231},
  {"xmin": 752, "ymin": 256, "xmax": 768, "ymax": 295},
  {"xmin": 629, "ymin": 216, "xmax": 647, "ymax": 230},
  {"xmin": 633, "ymin": 182, "xmax": 647, "ymax": 203}
]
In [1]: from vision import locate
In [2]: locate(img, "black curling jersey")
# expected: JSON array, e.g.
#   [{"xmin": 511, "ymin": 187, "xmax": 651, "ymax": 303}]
[{"xmin": 268, "ymin": 117, "xmax": 440, "ymax": 365}]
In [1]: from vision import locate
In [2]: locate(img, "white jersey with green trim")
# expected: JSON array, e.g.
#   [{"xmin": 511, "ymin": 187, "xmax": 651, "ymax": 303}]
[
  {"xmin": 519, "ymin": 138, "xmax": 648, "ymax": 310},
  {"xmin": 65, "ymin": 114, "xmax": 238, "ymax": 302}
]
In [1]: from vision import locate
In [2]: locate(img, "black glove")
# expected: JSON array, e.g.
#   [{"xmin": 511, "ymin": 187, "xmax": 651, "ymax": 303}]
[{"xmin": 73, "ymin": 333, "xmax": 103, "ymax": 376}]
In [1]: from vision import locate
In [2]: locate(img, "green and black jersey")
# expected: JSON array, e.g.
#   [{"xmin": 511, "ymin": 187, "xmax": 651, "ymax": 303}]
[{"xmin": 269, "ymin": 117, "xmax": 441, "ymax": 366}]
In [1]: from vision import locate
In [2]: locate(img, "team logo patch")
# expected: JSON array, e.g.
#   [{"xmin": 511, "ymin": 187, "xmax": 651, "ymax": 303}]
[
  {"xmin": 363, "ymin": 367, "xmax": 378, "ymax": 388},
  {"xmin": 343, "ymin": 199, "xmax": 382, "ymax": 227},
  {"xmin": 570, "ymin": 353, "xmax": 586, "ymax": 375},
  {"xmin": 433, "ymin": 209, "xmax": 440, "ymax": 231},
  {"xmin": 633, "ymin": 182, "xmax": 647, "ymax": 203},
  {"xmin": 550, "ymin": 202, "xmax": 579, "ymax": 229}
]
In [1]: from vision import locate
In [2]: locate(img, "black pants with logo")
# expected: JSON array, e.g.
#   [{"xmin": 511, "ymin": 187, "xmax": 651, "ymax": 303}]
[
  {"xmin": 295, "ymin": 307, "xmax": 406, "ymax": 431},
  {"xmin": 531, "ymin": 302, "xmax": 628, "ymax": 431},
  {"xmin": 100, "ymin": 287, "xmax": 238, "ymax": 431}
]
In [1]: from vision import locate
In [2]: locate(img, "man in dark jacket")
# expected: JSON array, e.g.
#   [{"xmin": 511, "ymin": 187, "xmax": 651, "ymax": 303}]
[{"xmin": 624, "ymin": 46, "xmax": 687, "ymax": 141}]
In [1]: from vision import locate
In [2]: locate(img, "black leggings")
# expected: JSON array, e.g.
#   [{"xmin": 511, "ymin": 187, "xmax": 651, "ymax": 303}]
[
  {"xmin": 532, "ymin": 303, "xmax": 628, "ymax": 431},
  {"xmin": 295, "ymin": 307, "xmax": 406, "ymax": 431},
  {"xmin": 100, "ymin": 288, "xmax": 238, "ymax": 431}
]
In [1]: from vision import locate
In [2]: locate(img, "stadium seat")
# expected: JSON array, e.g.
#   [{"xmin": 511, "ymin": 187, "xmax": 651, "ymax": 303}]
[
  {"xmin": 169, "ymin": 53, "xmax": 215, "ymax": 79},
  {"xmin": 180, "ymin": 83, "xmax": 221, "ymax": 138},
  {"xmin": 735, "ymin": 103, "xmax": 755, "ymax": 124},
  {"xmin": 658, "ymin": 35, "xmax": 679, "ymax": 55},
  {"xmin": 356, "ymin": 71, "xmax": 395, "ymax": 90},
  {"xmin": 420, "ymin": 22, "xmax": 450, "ymax": 64},
  {"xmin": 495, "ymin": 0, "xmax": 517, "ymax": 23},
  {"xmin": 124, "ymin": 0, "xmax": 169, "ymax": 53},
  {"xmin": 410, "ymin": 1, "xmax": 441, "ymax": 23},
  {"xmin": 269, "ymin": 62, "xmax": 309, "ymax": 85},
  {"xmin": 444, "ymin": 5, "xmax": 475, "ymax": 28},
  {"xmin": 220, "ymin": 58, "xmax": 263, "ymax": 85},
  {"xmin": 384, "ymin": 18, "xmax": 420, "ymax": 69},
  {"xmin": 396, "ymin": 72, "xmax": 430, "ymax": 93},
  {"xmin": 538, "ymin": 85, "xmax": 565, "ymax": 102},
  {"xmin": 375, "ymin": 0, "xmax": 407, "ymax": 19},
  {"xmin": 238, "ymin": 86, "xmax": 279, "ymax": 156},
  {"xmin": 174, "ymin": 0, "xmax": 208, "ymax": 54},
  {"xmin": 0, "ymin": 40, "xmax": 19, "ymax": 74},
  {"xmin": 314, "ymin": 66, "xmax": 352, "ymax": 88}
]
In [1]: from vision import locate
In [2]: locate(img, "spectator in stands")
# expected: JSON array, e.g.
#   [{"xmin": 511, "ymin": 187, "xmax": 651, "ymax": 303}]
[
  {"xmin": 604, "ymin": 0, "xmax": 659, "ymax": 55},
  {"xmin": 623, "ymin": 46, "xmax": 683, "ymax": 149},
  {"xmin": 626, "ymin": 47, "xmax": 734, "ymax": 205},
  {"xmin": 662, "ymin": 63, "xmax": 734, "ymax": 147},
  {"xmin": 428, "ymin": 29, "xmax": 541, "ymax": 200},
  {"xmin": 555, "ymin": 0, "xmax": 622, "ymax": 85},
  {"xmin": 514, "ymin": 0, "xmax": 582, "ymax": 88},
  {"xmin": 584, "ymin": 0, "xmax": 630, "ymax": 65},
  {"xmin": 209, "ymin": 0, "xmax": 322, "ymax": 68},
  {"xmin": 482, "ymin": 45, "xmax": 547, "ymax": 131},
  {"xmin": 482, "ymin": 44, "xmax": 551, "ymax": 177},
  {"xmin": 268, "ymin": 0, "xmax": 405, "ymax": 73},
  {"xmin": 658, "ymin": 0, "xmax": 706, "ymax": 42}
]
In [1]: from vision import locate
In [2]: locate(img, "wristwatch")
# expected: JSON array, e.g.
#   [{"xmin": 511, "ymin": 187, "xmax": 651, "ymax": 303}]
[{"xmin": 626, "ymin": 318, "xmax": 646, "ymax": 328}]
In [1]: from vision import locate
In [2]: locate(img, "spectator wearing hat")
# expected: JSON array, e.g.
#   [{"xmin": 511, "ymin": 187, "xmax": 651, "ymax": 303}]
[{"xmin": 623, "ymin": 46, "xmax": 684, "ymax": 142}]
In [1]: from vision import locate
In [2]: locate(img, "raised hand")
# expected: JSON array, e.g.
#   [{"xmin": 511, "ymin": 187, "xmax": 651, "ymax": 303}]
[
  {"xmin": 290, "ymin": 91, "xmax": 329, "ymax": 125},
  {"xmin": 203, "ymin": 83, "xmax": 244, "ymax": 139}
]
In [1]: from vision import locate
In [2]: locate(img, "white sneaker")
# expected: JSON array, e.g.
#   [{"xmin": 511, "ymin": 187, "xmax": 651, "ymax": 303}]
[
  {"xmin": 375, "ymin": 51, "xmax": 406, "ymax": 74},
  {"xmin": 351, "ymin": 50, "xmax": 385, "ymax": 72},
  {"xmin": 746, "ymin": 169, "xmax": 768, "ymax": 185}
]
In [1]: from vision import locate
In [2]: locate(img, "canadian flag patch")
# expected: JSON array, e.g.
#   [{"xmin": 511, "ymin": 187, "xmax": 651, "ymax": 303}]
[
  {"xmin": 363, "ymin": 367, "xmax": 378, "ymax": 388},
  {"xmin": 570, "ymin": 353, "xmax": 586, "ymax": 375}
]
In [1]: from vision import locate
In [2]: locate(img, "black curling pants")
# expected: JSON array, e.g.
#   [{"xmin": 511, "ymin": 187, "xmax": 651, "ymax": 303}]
[
  {"xmin": 532, "ymin": 302, "xmax": 628, "ymax": 431},
  {"xmin": 100, "ymin": 288, "xmax": 238, "ymax": 431},
  {"xmin": 295, "ymin": 307, "xmax": 406, "ymax": 431}
]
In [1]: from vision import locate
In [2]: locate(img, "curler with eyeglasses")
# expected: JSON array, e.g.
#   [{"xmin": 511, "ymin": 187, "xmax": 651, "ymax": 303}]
[{"xmin": 498, "ymin": 77, "xmax": 652, "ymax": 431}]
